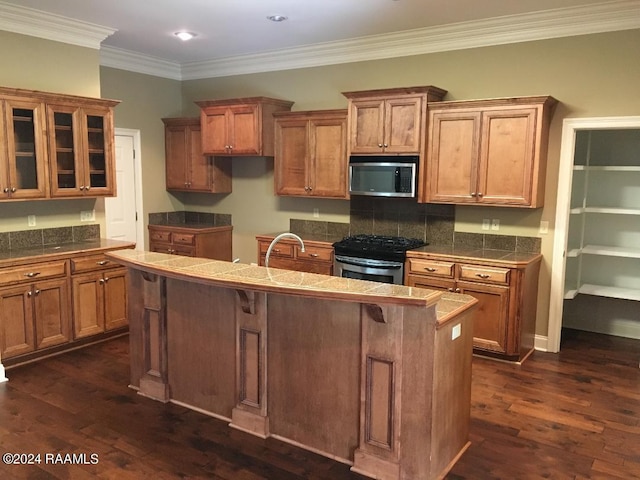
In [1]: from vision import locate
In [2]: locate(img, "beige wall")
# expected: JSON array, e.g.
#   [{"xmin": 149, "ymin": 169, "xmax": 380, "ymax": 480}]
[
  {"xmin": 0, "ymin": 31, "xmax": 105, "ymax": 233},
  {"xmin": 99, "ymin": 67, "xmax": 184, "ymax": 248},
  {"xmin": 177, "ymin": 29, "xmax": 640, "ymax": 339}
]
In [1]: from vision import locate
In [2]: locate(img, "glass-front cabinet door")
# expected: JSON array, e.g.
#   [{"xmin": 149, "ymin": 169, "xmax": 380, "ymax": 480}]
[
  {"xmin": 48, "ymin": 104, "xmax": 115, "ymax": 197},
  {"xmin": 1, "ymin": 99, "xmax": 48, "ymax": 199}
]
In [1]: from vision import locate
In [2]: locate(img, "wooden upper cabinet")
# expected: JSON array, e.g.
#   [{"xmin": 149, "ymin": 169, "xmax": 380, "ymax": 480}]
[
  {"xmin": 196, "ymin": 97, "xmax": 294, "ymax": 156},
  {"xmin": 162, "ymin": 117, "xmax": 231, "ymax": 193},
  {"xmin": 48, "ymin": 103, "xmax": 117, "ymax": 197},
  {"xmin": 274, "ymin": 109, "xmax": 348, "ymax": 198},
  {"xmin": 0, "ymin": 97, "xmax": 49, "ymax": 200},
  {"xmin": 342, "ymin": 86, "xmax": 447, "ymax": 155},
  {"xmin": 424, "ymin": 96, "xmax": 557, "ymax": 207},
  {"xmin": 0, "ymin": 87, "xmax": 119, "ymax": 201}
]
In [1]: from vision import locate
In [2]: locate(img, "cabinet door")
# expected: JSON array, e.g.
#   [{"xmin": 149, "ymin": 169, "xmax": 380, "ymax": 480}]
[
  {"xmin": 104, "ymin": 268, "xmax": 128, "ymax": 331},
  {"xmin": 457, "ymin": 281, "xmax": 510, "ymax": 354},
  {"xmin": 165, "ymin": 123, "xmax": 189, "ymax": 190},
  {"xmin": 81, "ymin": 106, "xmax": 116, "ymax": 196},
  {"xmin": 2, "ymin": 98, "xmax": 48, "ymax": 199},
  {"xmin": 187, "ymin": 125, "xmax": 213, "ymax": 191},
  {"xmin": 34, "ymin": 278, "xmax": 71, "ymax": 349},
  {"xmin": 228, "ymin": 105, "xmax": 259, "ymax": 155},
  {"xmin": 47, "ymin": 104, "xmax": 84, "ymax": 197},
  {"xmin": 0, "ymin": 285, "xmax": 34, "ymax": 358},
  {"xmin": 384, "ymin": 97, "xmax": 422, "ymax": 153},
  {"xmin": 201, "ymin": 107, "xmax": 230, "ymax": 154},
  {"xmin": 72, "ymin": 272, "xmax": 105, "ymax": 339},
  {"xmin": 477, "ymin": 108, "xmax": 537, "ymax": 206},
  {"xmin": 0, "ymin": 102, "xmax": 8, "ymax": 197},
  {"xmin": 426, "ymin": 110, "xmax": 481, "ymax": 204},
  {"xmin": 309, "ymin": 116, "xmax": 347, "ymax": 198},
  {"xmin": 275, "ymin": 119, "xmax": 309, "ymax": 196},
  {"xmin": 349, "ymin": 99, "xmax": 385, "ymax": 153}
]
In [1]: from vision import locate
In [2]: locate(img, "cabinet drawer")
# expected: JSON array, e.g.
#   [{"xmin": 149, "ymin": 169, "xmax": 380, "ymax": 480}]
[
  {"xmin": 172, "ymin": 233, "xmax": 195, "ymax": 245},
  {"xmin": 459, "ymin": 264, "xmax": 510, "ymax": 285},
  {"xmin": 0, "ymin": 260, "xmax": 68, "ymax": 286},
  {"xmin": 407, "ymin": 259, "xmax": 455, "ymax": 278},
  {"xmin": 259, "ymin": 241, "xmax": 294, "ymax": 258},
  {"xmin": 296, "ymin": 246, "xmax": 333, "ymax": 262},
  {"xmin": 150, "ymin": 230, "xmax": 171, "ymax": 243},
  {"xmin": 71, "ymin": 254, "xmax": 116, "ymax": 273}
]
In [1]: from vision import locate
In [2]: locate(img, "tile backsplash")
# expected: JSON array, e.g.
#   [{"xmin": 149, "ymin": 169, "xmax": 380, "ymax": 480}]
[
  {"xmin": 148, "ymin": 210, "xmax": 232, "ymax": 226},
  {"xmin": 291, "ymin": 197, "xmax": 541, "ymax": 254},
  {"xmin": 0, "ymin": 224, "xmax": 100, "ymax": 251}
]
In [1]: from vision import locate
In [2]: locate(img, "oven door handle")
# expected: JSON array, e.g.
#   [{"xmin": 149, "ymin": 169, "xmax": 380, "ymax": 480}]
[{"xmin": 335, "ymin": 255, "xmax": 403, "ymax": 269}]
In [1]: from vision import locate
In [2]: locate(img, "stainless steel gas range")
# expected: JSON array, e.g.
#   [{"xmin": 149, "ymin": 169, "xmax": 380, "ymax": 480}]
[{"xmin": 332, "ymin": 234, "xmax": 426, "ymax": 285}]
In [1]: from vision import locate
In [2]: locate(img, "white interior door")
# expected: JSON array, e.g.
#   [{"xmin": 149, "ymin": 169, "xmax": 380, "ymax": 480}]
[{"xmin": 105, "ymin": 131, "xmax": 143, "ymax": 248}]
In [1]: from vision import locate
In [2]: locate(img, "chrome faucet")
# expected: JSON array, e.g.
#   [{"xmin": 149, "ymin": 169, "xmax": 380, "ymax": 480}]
[{"xmin": 265, "ymin": 232, "xmax": 305, "ymax": 268}]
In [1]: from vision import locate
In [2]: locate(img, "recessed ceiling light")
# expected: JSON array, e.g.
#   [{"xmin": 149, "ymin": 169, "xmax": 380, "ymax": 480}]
[
  {"xmin": 174, "ymin": 31, "xmax": 197, "ymax": 41},
  {"xmin": 267, "ymin": 15, "xmax": 288, "ymax": 22}
]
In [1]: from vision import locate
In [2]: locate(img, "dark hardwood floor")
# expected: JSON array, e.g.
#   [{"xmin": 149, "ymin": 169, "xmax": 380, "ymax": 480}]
[{"xmin": 1, "ymin": 329, "xmax": 639, "ymax": 479}]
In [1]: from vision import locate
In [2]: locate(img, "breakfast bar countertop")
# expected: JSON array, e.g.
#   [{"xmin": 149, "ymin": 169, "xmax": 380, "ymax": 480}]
[{"xmin": 107, "ymin": 249, "xmax": 477, "ymax": 325}]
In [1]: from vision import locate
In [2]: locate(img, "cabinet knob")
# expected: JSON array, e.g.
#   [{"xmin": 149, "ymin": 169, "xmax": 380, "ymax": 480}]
[
  {"xmin": 97, "ymin": 260, "xmax": 109, "ymax": 266},
  {"xmin": 27, "ymin": 291, "xmax": 33, "ymax": 297},
  {"xmin": 80, "ymin": 185, "xmax": 85, "ymax": 191},
  {"xmin": 477, "ymin": 192, "xmax": 483, "ymax": 197},
  {"xmin": 104, "ymin": 277, "xmax": 110, "ymax": 282},
  {"xmin": 309, "ymin": 253, "xmax": 319, "ymax": 258},
  {"xmin": 11, "ymin": 187, "xmax": 16, "ymax": 193},
  {"xmin": 455, "ymin": 288, "xmax": 461, "ymax": 293},
  {"xmin": 34, "ymin": 289, "xmax": 40, "ymax": 295},
  {"xmin": 470, "ymin": 192, "xmax": 477, "ymax": 197},
  {"xmin": 383, "ymin": 143, "xmax": 388, "ymax": 148},
  {"xmin": 99, "ymin": 278, "xmax": 105, "ymax": 284},
  {"xmin": 378, "ymin": 143, "xmax": 383, "ymax": 148},
  {"xmin": 447, "ymin": 287, "xmax": 454, "ymax": 292},
  {"xmin": 3, "ymin": 187, "xmax": 8, "ymax": 193},
  {"xmin": 85, "ymin": 186, "xmax": 90, "ymax": 191}
]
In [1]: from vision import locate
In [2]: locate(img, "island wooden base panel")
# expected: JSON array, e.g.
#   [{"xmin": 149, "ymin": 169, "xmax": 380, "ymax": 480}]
[{"xmin": 126, "ymin": 269, "xmax": 475, "ymax": 480}]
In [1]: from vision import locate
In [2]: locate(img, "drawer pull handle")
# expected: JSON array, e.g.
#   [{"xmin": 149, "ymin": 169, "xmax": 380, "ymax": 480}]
[
  {"xmin": 476, "ymin": 273, "xmax": 491, "ymax": 279},
  {"xmin": 425, "ymin": 267, "xmax": 437, "ymax": 272},
  {"xmin": 24, "ymin": 272, "xmax": 41, "ymax": 278},
  {"xmin": 97, "ymin": 260, "xmax": 109, "ymax": 266},
  {"xmin": 309, "ymin": 253, "xmax": 319, "ymax": 258}
]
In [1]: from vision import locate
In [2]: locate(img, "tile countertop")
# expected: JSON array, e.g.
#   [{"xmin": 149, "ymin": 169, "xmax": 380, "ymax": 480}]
[
  {"xmin": 407, "ymin": 244, "xmax": 542, "ymax": 267},
  {"xmin": 107, "ymin": 249, "xmax": 477, "ymax": 326},
  {"xmin": 0, "ymin": 239, "xmax": 136, "ymax": 267}
]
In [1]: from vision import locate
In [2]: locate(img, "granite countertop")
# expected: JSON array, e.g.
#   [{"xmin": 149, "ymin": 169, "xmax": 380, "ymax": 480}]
[
  {"xmin": 149, "ymin": 223, "xmax": 233, "ymax": 231},
  {"xmin": 107, "ymin": 249, "xmax": 477, "ymax": 325},
  {"xmin": 407, "ymin": 244, "xmax": 542, "ymax": 266},
  {"xmin": 0, "ymin": 239, "xmax": 136, "ymax": 267},
  {"xmin": 256, "ymin": 232, "xmax": 345, "ymax": 245}
]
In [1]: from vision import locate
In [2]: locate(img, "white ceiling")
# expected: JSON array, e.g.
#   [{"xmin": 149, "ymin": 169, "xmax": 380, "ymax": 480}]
[{"xmin": 0, "ymin": 0, "xmax": 639, "ymax": 80}]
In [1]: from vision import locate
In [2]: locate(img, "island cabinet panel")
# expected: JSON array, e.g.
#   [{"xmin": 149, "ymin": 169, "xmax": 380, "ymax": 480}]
[
  {"xmin": 166, "ymin": 279, "xmax": 237, "ymax": 417},
  {"xmin": 267, "ymin": 294, "xmax": 361, "ymax": 459},
  {"xmin": 424, "ymin": 96, "xmax": 557, "ymax": 207},
  {"xmin": 115, "ymin": 248, "xmax": 477, "ymax": 480}
]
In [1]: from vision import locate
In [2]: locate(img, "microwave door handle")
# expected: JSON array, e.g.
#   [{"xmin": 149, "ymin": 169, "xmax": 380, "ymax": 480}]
[{"xmin": 395, "ymin": 167, "xmax": 401, "ymax": 192}]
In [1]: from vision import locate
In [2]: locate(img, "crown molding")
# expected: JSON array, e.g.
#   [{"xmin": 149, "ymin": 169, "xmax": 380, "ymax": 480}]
[
  {"xmin": 179, "ymin": 0, "xmax": 640, "ymax": 80},
  {"xmin": 100, "ymin": 47, "xmax": 182, "ymax": 80},
  {"xmin": 0, "ymin": 1, "xmax": 115, "ymax": 49}
]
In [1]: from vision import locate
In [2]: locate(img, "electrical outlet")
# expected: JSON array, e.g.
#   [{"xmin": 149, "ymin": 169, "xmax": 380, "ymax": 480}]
[
  {"xmin": 491, "ymin": 219, "xmax": 500, "ymax": 231},
  {"xmin": 451, "ymin": 323, "xmax": 461, "ymax": 340},
  {"xmin": 80, "ymin": 210, "xmax": 95, "ymax": 222},
  {"xmin": 313, "ymin": 208, "xmax": 319, "ymax": 218},
  {"xmin": 482, "ymin": 218, "xmax": 490, "ymax": 231},
  {"xmin": 539, "ymin": 221, "xmax": 549, "ymax": 234},
  {"xmin": 27, "ymin": 215, "xmax": 36, "ymax": 227}
]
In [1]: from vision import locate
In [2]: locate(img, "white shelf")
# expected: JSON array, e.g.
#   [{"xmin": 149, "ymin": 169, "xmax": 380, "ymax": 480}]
[
  {"xmin": 583, "ymin": 207, "xmax": 640, "ymax": 215},
  {"xmin": 567, "ymin": 248, "xmax": 582, "ymax": 257},
  {"xmin": 574, "ymin": 165, "xmax": 640, "ymax": 172},
  {"xmin": 564, "ymin": 289, "xmax": 578, "ymax": 300},
  {"xmin": 577, "ymin": 284, "xmax": 640, "ymax": 302},
  {"xmin": 582, "ymin": 245, "xmax": 640, "ymax": 258}
]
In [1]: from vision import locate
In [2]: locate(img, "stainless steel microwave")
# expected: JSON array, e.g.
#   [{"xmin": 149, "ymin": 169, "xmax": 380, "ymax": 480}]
[{"xmin": 348, "ymin": 155, "xmax": 418, "ymax": 198}]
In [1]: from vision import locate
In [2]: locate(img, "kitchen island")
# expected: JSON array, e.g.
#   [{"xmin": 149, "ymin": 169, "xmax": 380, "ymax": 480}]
[{"xmin": 107, "ymin": 249, "xmax": 478, "ymax": 480}]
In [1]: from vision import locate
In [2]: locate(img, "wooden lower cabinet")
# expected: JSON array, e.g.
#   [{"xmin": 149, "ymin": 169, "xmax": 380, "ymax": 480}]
[
  {"xmin": 72, "ymin": 267, "xmax": 127, "ymax": 339},
  {"xmin": 0, "ymin": 278, "xmax": 70, "ymax": 359},
  {"xmin": 149, "ymin": 224, "xmax": 233, "ymax": 261},
  {"xmin": 0, "ymin": 243, "xmax": 133, "ymax": 365},
  {"xmin": 256, "ymin": 235, "xmax": 334, "ymax": 275},
  {"xmin": 406, "ymin": 252, "xmax": 541, "ymax": 362}
]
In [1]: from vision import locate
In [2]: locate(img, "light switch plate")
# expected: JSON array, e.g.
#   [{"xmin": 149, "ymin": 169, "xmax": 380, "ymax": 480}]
[{"xmin": 452, "ymin": 323, "xmax": 461, "ymax": 340}]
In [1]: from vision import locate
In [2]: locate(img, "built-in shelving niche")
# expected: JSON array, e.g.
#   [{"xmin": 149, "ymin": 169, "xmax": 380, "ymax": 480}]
[{"xmin": 563, "ymin": 127, "xmax": 640, "ymax": 339}]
